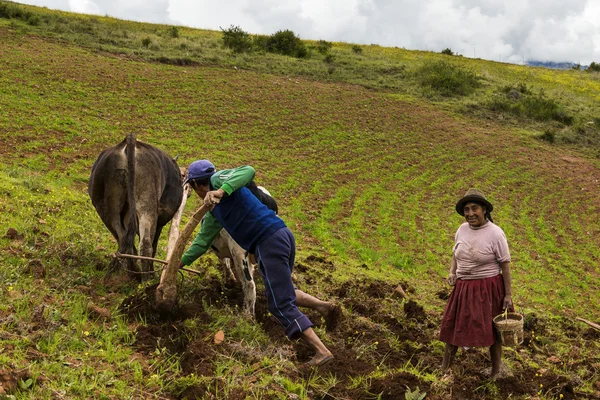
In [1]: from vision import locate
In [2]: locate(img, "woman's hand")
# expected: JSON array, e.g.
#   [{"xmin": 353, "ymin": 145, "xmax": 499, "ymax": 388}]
[
  {"xmin": 503, "ymin": 295, "xmax": 513, "ymax": 310},
  {"xmin": 447, "ymin": 273, "xmax": 457, "ymax": 286}
]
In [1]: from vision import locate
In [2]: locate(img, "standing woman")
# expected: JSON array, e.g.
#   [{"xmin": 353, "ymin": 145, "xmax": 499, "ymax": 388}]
[{"xmin": 440, "ymin": 189, "xmax": 513, "ymax": 378}]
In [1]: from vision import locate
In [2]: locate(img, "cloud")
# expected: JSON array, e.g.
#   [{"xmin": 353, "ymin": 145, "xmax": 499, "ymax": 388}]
[
  {"xmin": 67, "ymin": 0, "xmax": 101, "ymax": 15},
  {"xmin": 14, "ymin": 0, "xmax": 600, "ymax": 65}
]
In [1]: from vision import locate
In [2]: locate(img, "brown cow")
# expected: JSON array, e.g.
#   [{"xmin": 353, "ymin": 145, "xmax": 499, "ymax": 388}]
[{"xmin": 88, "ymin": 134, "xmax": 183, "ymax": 279}]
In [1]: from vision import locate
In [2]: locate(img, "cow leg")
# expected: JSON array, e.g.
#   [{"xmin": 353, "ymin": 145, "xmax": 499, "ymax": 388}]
[
  {"xmin": 106, "ymin": 214, "xmax": 127, "ymax": 272},
  {"xmin": 137, "ymin": 214, "xmax": 158, "ymax": 280},
  {"xmin": 222, "ymin": 258, "xmax": 237, "ymax": 285},
  {"xmin": 228, "ymin": 241, "xmax": 256, "ymax": 318},
  {"xmin": 152, "ymin": 225, "xmax": 164, "ymax": 258},
  {"xmin": 212, "ymin": 232, "xmax": 236, "ymax": 286},
  {"xmin": 103, "ymin": 195, "xmax": 138, "ymax": 274}
]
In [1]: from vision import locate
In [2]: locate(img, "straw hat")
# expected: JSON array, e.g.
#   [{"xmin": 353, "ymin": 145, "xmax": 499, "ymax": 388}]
[{"xmin": 455, "ymin": 188, "xmax": 494, "ymax": 216}]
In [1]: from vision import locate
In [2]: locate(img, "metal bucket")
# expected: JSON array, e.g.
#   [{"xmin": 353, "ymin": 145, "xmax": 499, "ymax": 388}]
[{"xmin": 493, "ymin": 312, "xmax": 524, "ymax": 347}]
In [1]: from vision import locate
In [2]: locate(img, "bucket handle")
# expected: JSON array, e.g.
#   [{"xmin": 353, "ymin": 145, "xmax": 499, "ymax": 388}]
[{"xmin": 500, "ymin": 302, "xmax": 523, "ymax": 321}]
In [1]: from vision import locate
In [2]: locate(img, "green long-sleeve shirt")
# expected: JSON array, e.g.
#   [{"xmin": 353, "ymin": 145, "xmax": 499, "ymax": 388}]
[{"xmin": 181, "ymin": 165, "xmax": 256, "ymax": 266}]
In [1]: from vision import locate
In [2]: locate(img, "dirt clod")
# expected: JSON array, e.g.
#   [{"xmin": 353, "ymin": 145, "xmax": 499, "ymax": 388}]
[
  {"xmin": 5, "ymin": 228, "xmax": 23, "ymax": 240},
  {"xmin": 87, "ymin": 303, "xmax": 111, "ymax": 320},
  {"xmin": 24, "ymin": 259, "xmax": 46, "ymax": 278},
  {"xmin": 0, "ymin": 368, "xmax": 30, "ymax": 395},
  {"xmin": 404, "ymin": 299, "xmax": 426, "ymax": 320}
]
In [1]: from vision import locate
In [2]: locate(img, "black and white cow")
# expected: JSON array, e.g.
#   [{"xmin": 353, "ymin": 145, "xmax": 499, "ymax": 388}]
[
  {"xmin": 210, "ymin": 183, "xmax": 277, "ymax": 317},
  {"xmin": 88, "ymin": 134, "xmax": 183, "ymax": 279}
]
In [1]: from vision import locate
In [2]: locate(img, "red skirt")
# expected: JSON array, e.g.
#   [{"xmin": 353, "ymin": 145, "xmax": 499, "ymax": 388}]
[{"xmin": 439, "ymin": 274, "xmax": 508, "ymax": 347}]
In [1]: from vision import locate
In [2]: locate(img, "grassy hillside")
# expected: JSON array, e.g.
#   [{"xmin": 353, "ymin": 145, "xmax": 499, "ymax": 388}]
[
  {"xmin": 2, "ymin": 0, "xmax": 600, "ymax": 155},
  {"xmin": 0, "ymin": 1, "xmax": 599, "ymax": 399}
]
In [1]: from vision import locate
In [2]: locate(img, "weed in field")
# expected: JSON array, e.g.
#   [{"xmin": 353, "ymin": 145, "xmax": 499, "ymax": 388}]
[{"xmin": 404, "ymin": 385, "xmax": 427, "ymax": 400}]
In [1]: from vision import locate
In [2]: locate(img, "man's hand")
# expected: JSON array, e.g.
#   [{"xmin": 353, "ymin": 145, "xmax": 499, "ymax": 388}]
[
  {"xmin": 178, "ymin": 261, "xmax": 185, "ymax": 270},
  {"xmin": 447, "ymin": 273, "xmax": 457, "ymax": 286},
  {"xmin": 204, "ymin": 188, "xmax": 225, "ymax": 208}
]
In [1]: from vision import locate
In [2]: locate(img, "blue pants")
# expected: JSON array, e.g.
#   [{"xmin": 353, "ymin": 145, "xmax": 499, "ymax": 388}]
[{"xmin": 255, "ymin": 227, "xmax": 313, "ymax": 339}]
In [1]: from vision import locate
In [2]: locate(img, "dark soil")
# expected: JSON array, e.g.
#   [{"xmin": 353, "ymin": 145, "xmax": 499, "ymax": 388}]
[{"xmin": 113, "ymin": 256, "xmax": 600, "ymax": 400}]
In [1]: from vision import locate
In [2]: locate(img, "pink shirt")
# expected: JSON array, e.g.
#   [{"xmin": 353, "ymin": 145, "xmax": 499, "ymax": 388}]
[{"xmin": 453, "ymin": 222, "xmax": 511, "ymax": 280}]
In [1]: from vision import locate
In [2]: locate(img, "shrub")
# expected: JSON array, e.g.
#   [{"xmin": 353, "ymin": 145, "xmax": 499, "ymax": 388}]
[
  {"xmin": 0, "ymin": 1, "xmax": 24, "ymax": 19},
  {"xmin": 0, "ymin": 2, "xmax": 40, "ymax": 25},
  {"xmin": 221, "ymin": 25, "xmax": 252, "ymax": 53},
  {"xmin": 72, "ymin": 20, "xmax": 95, "ymax": 34},
  {"xmin": 324, "ymin": 53, "xmax": 335, "ymax": 64},
  {"xmin": 587, "ymin": 62, "xmax": 600, "ymax": 72},
  {"xmin": 488, "ymin": 88, "xmax": 573, "ymax": 124},
  {"xmin": 441, "ymin": 48, "xmax": 453, "ymax": 56},
  {"xmin": 168, "ymin": 26, "xmax": 180, "ymax": 38},
  {"xmin": 537, "ymin": 129, "xmax": 556, "ymax": 143},
  {"xmin": 521, "ymin": 91, "xmax": 573, "ymax": 124},
  {"xmin": 352, "ymin": 44, "xmax": 363, "ymax": 54},
  {"xmin": 266, "ymin": 29, "xmax": 307, "ymax": 58},
  {"xmin": 316, "ymin": 40, "xmax": 332, "ymax": 55},
  {"xmin": 141, "ymin": 37, "xmax": 152, "ymax": 48},
  {"xmin": 502, "ymin": 82, "xmax": 530, "ymax": 95},
  {"xmin": 252, "ymin": 34, "xmax": 269, "ymax": 52},
  {"xmin": 378, "ymin": 64, "xmax": 406, "ymax": 76},
  {"xmin": 26, "ymin": 14, "xmax": 40, "ymax": 26},
  {"xmin": 415, "ymin": 60, "xmax": 480, "ymax": 97}
]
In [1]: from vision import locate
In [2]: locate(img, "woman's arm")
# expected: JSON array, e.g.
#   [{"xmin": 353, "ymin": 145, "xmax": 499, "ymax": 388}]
[
  {"xmin": 500, "ymin": 261, "xmax": 512, "ymax": 309},
  {"xmin": 447, "ymin": 254, "xmax": 457, "ymax": 286}
]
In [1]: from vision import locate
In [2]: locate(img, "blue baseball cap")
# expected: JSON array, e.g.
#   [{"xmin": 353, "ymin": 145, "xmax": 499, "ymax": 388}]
[{"xmin": 184, "ymin": 160, "xmax": 215, "ymax": 185}]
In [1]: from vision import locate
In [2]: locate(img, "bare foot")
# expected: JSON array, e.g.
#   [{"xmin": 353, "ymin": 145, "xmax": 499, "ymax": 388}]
[
  {"xmin": 306, "ymin": 352, "xmax": 334, "ymax": 367},
  {"xmin": 485, "ymin": 364, "xmax": 511, "ymax": 379}
]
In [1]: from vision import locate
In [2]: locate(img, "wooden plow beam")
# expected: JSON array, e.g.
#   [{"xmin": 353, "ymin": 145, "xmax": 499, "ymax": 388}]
[{"xmin": 155, "ymin": 204, "xmax": 210, "ymax": 310}]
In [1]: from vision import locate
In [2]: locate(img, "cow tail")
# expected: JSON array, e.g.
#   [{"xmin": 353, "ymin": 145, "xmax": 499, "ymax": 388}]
[{"xmin": 125, "ymin": 134, "xmax": 138, "ymax": 260}]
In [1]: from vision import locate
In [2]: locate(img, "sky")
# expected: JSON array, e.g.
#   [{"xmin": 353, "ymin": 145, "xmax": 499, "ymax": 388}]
[{"xmin": 15, "ymin": 0, "xmax": 600, "ymax": 66}]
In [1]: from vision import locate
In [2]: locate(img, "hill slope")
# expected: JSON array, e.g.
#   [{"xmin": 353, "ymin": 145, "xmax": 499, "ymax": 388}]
[{"xmin": 0, "ymin": 7, "xmax": 599, "ymax": 400}]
